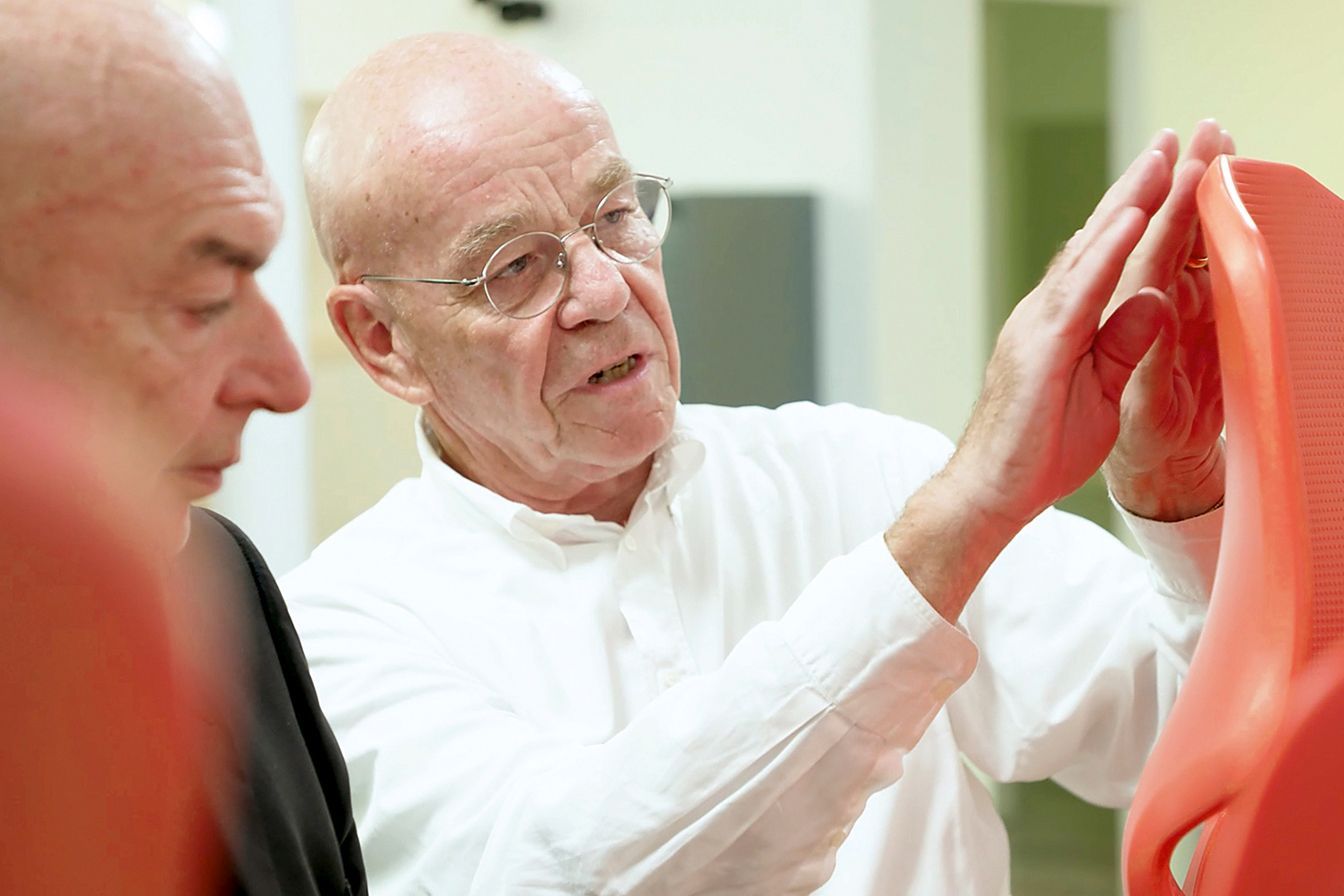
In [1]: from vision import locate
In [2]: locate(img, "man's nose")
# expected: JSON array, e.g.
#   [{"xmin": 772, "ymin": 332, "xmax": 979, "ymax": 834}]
[
  {"xmin": 220, "ymin": 289, "xmax": 311, "ymax": 414},
  {"xmin": 553, "ymin": 230, "xmax": 632, "ymax": 329}
]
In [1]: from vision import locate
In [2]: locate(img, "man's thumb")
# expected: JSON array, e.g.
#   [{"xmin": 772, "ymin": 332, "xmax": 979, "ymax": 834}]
[{"xmin": 1093, "ymin": 286, "xmax": 1176, "ymax": 405}]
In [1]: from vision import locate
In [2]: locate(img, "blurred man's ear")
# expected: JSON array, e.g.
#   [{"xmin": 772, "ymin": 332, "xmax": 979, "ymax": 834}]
[{"xmin": 326, "ymin": 284, "xmax": 434, "ymax": 406}]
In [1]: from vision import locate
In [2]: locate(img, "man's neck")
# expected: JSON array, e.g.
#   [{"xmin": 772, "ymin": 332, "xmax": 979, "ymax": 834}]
[{"xmin": 422, "ymin": 411, "xmax": 653, "ymax": 525}]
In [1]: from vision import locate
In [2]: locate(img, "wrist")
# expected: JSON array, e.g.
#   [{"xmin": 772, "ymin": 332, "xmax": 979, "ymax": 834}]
[
  {"xmin": 1104, "ymin": 441, "xmax": 1226, "ymax": 521},
  {"xmin": 884, "ymin": 457, "xmax": 1032, "ymax": 622}
]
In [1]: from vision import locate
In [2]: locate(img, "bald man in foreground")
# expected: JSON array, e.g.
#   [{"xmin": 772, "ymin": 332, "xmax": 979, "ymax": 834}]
[
  {"xmin": 288, "ymin": 34, "xmax": 1227, "ymax": 893},
  {"xmin": 0, "ymin": 2, "xmax": 365, "ymax": 894}
]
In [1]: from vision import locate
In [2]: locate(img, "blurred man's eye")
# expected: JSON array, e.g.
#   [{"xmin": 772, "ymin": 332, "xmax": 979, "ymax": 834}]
[{"xmin": 185, "ymin": 299, "xmax": 233, "ymax": 324}]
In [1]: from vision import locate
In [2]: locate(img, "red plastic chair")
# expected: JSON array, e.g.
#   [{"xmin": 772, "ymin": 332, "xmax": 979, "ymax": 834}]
[
  {"xmin": 1197, "ymin": 642, "xmax": 1344, "ymax": 889},
  {"xmin": 1122, "ymin": 156, "xmax": 1344, "ymax": 894},
  {"xmin": 0, "ymin": 370, "xmax": 225, "ymax": 895}
]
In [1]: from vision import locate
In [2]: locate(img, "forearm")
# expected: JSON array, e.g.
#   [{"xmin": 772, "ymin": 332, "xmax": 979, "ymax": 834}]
[
  {"xmin": 473, "ymin": 646, "xmax": 906, "ymax": 894},
  {"xmin": 884, "ymin": 452, "xmax": 1029, "ymax": 623},
  {"xmin": 949, "ymin": 505, "xmax": 1215, "ymax": 806}
]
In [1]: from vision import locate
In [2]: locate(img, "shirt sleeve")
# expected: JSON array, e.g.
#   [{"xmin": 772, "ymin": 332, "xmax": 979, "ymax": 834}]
[
  {"xmin": 288, "ymin": 536, "xmax": 977, "ymax": 896},
  {"xmin": 946, "ymin": 502, "xmax": 1221, "ymax": 807}
]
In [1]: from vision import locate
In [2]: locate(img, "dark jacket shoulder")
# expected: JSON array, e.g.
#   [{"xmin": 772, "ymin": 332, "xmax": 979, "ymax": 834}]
[{"xmin": 186, "ymin": 509, "xmax": 367, "ymax": 896}]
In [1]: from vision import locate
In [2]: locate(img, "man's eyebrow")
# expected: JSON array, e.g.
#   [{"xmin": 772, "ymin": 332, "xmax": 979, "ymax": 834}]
[
  {"xmin": 444, "ymin": 160, "xmax": 634, "ymax": 273},
  {"xmin": 192, "ymin": 237, "xmax": 267, "ymax": 272},
  {"xmin": 591, "ymin": 158, "xmax": 634, "ymax": 195},
  {"xmin": 449, "ymin": 212, "xmax": 527, "ymax": 272}
]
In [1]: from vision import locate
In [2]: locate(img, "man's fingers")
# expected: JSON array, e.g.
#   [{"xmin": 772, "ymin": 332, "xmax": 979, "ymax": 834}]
[
  {"xmin": 1078, "ymin": 130, "xmax": 1175, "ymax": 225},
  {"xmin": 1063, "ymin": 149, "xmax": 1172, "ymax": 273},
  {"xmin": 1153, "ymin": 128, "xmax": 1180, "ymax": 167},
  {"xmin": 1184, "ymin": 119, "xmax": 1225, "ymax": 166},
  {"xmin": 1087, "ymin": 131, "xmax": 1175, "ymax": 226},
  {"xmin": 1104, "ymin": 121, "xmax": 1223, "ymax": 306},
  {"xmin": 1094, "ymin": 287, "xmax": 1175, "ymax": 406},
  {"xmin": 1173, "ymin": 269, "xmax": 1208, "ymax": 325},
  {"xmin": 1195, "ymin": 357, "xmax": 1225, "ymax": 433},
  {"xmin": 1190, "ymin": 221, "xmax": 1207, "ymax": 265},
  {"xmin": 1141, "ymin": 156, "xmax": 1207, "ymax": 277},
  {"xmin": 1165, "ymin": 119, "xmax": 1223, "ymax": 268},
  {"xmin": 1111, "ymin": 126, "xmax": 1220, "ymax": 305},
  {"xmin": 1061, "ymin": 206, "xmax": 1151, "ymax": 333}
]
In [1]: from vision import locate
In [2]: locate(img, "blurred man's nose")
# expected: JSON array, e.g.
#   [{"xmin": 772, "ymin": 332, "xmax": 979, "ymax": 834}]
[
  {"xmin": 220, "ymin": 290, "xmax": 311, "ymax": 414},
  {"xmin": 554, "ymin": 237, "xmax": 632, "ymax": 329}
]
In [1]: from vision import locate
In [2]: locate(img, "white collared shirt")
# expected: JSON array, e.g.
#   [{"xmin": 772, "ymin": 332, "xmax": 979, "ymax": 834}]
[{"xmin": 283, "ymin": 402, "xmax": 1220, "ymax": 895}]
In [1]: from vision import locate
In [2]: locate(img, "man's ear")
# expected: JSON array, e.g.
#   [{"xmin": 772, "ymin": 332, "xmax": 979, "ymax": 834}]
[{"xmin": 326, "ymin": 284, "xmax": 434, "ymax": 405}]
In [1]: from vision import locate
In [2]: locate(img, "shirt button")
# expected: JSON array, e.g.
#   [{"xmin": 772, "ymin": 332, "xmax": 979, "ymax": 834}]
[
  {"xmin": 657, "ymin": 668, "xmax": 683, "ymax": 689},
  {"xmin": 622, "ymin": 534, "xmax": 638, "ymax": 552}
]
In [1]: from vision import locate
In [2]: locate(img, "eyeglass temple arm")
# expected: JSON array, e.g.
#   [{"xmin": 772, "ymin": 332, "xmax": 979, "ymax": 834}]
[{"xmin": 358, "ymin": 274, "xmax": 484, "ymax": 287}]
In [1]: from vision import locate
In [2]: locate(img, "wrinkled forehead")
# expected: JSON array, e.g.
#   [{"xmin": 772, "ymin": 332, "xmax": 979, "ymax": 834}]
[
  {"xmin": 0, "ymin": 19, "xmax": 262, "ymax": 225},
  {"xmin": 391, "ymin": 92, "xmax": 627, "ymax": 256},
  {"xmin": 99, "ymin": 66, "xmax": 263, "ymax": 199}
]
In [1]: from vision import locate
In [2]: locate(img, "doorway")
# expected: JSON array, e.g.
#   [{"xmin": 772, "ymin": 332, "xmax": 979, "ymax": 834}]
[{"xmin": 984, "ymin": 3, "xmax": 1121, "ymax": 894}]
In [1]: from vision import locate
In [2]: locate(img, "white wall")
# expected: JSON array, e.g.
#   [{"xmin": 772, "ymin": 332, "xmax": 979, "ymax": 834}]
[
  {"xmin": 872, "ymin": 0, "xmax": 988, "ymax": 437},
  {"xmin": 1122, "ymin": 0, "xmax": 1344, "ymax": 195}
]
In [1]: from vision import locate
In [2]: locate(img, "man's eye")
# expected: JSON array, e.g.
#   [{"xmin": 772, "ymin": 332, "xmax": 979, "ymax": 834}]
[
  {"xmin": 187, "ymin": 299, "xmax": 233, "ymax": 323},
  {"xmin": 490, "ymin": 253, "xmax": 536, "ymax": 281},
  {"xmin": 602, "ymin": 206, "xmax": 633, "ymax": 226}
]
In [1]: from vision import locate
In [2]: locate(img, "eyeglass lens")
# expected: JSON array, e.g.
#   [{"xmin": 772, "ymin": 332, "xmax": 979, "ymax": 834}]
[{"xmin": 483, "ymin": 176, "xmax": 671, "ymax": 318}]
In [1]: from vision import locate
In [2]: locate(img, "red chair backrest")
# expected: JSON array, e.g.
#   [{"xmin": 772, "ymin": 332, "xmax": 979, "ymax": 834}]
[
  {"xmin": 1122, "ymin": 156, "xmax": 1344, "ymax": 895},
  {"xmin": 0, "ymin": 371, "xmax": 224, "ymax": 895},
  {"xmin": 1196, "ymin": 643, "xmax": 1344, "ymax": 891}
]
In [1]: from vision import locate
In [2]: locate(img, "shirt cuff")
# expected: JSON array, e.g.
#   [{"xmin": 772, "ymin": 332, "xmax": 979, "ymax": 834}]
[
  {"xmin": 776, "ymin": 533, "xmax": 979, "ymax": 745},
  {"xmin": 1114, "ymin": 496, "xmax": 1223, "ymax": 604}
]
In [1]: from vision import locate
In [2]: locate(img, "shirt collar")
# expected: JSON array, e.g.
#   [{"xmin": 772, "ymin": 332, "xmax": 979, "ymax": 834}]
[{"xmin": 415, "ymin": 408, "xmax": 706, "ymax": 547}]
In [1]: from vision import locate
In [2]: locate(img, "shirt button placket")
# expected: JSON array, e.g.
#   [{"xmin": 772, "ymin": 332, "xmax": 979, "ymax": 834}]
[{"xmin": 616, "ymin": 515, "xmax": 695, "ymax": 694}]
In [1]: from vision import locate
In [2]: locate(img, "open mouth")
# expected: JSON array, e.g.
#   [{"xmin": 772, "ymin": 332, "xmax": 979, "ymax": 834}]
[{"xmin": 588, "ymin": 354, "xmax": 640, "ymax": 385}]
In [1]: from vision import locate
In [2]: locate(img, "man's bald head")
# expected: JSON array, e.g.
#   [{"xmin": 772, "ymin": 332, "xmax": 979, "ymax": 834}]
[
  {"xmin": 304, "ymin": 33, "xmax": 604, "ymax": 280},
  {"xmin": 0, "ymin": 0, "xmax": 254, "ymax": 236}
]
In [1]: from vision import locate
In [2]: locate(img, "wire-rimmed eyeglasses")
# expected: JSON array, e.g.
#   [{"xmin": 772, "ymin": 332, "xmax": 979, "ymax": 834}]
[{"xmin": 358, "ymin": 173, "xmax": 672, "ymax": 320}]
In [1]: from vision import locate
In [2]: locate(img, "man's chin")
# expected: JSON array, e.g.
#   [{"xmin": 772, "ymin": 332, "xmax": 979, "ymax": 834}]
[
  {"xmin": 581, "ymin": 410, "xmax": 676, "ymax": 473},
  {"xmin": 173, "ymin": 466, "xmax": 225, "ymax": 497}
]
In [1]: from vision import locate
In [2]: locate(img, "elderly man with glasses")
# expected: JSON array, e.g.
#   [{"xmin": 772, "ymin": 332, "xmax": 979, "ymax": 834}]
[{"xmin": 288, "ymin": 31, "xmax": 1228, "ymax": 895}]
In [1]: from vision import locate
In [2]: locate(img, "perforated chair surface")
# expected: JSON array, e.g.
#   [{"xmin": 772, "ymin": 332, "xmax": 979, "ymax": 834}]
[{"xmin": 1122, "ymin": 156, "xmax": 1344, "ymax": 895}]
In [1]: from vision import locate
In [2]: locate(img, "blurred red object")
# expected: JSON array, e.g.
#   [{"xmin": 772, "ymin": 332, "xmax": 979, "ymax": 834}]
[
  {"xmin": 0, "ymin": 367, "xmax": 224, "ymax": 894},
  {"xmin": 1123, "ymin": 156, "xmax": 1344, "ymax": 894}
]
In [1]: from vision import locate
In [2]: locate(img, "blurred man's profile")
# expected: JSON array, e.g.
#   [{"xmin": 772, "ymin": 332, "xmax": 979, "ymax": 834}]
[{"xmin": 0, "ymin": 2, "xmax": 366, "ymax": 893}]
